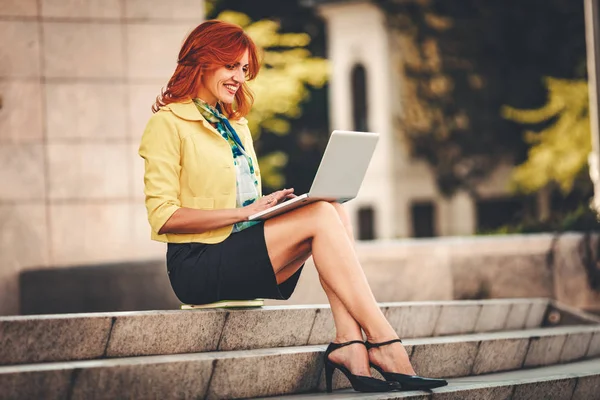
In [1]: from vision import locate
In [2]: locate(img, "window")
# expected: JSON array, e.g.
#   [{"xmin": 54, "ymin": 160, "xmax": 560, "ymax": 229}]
[
  {"xmin": 357, "ymin": 206, "xmax": 375, "ymax": 240},
  {"xmin": 411, "ymin": 202, "xmax": 436, "ymax": 238},
  {"xmin": 476, "ymin": 197, "xmax": 531, "ymax": 232},
  {"xmin": 351, "ymin": 64, "xmax": 368, "ymax": 132}
]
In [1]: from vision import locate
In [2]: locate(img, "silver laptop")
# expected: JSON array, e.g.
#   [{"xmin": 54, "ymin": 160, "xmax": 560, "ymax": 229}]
[{"xmin": 248, "ymin": 130, "xmax": 380, "ymax": 221}]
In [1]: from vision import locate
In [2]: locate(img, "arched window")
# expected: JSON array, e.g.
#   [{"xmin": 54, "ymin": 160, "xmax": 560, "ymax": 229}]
[{"xmin": 351, "ymin": 64, "xmax": 368, "ymax": 132}]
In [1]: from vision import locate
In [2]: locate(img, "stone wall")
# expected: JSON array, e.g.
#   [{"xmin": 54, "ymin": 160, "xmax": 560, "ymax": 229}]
[
  {"xmin": 0, "ymin": 0, "xmax": 204, "ymax": 315},
  {"xmin": 17, "ymin": 232, "xmax": 600, "ymax": 315},
  {"xmin": 276, "ymin": 232, "xmax": 600, "ymax": 314}
]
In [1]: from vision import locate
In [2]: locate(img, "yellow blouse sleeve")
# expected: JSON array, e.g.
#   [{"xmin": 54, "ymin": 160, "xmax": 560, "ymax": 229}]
[{"xmin": 138, "ymin": 112, "xmax": 182, "ymax": 234}]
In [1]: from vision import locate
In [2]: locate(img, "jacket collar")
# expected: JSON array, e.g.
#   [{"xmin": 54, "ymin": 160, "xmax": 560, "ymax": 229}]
[
  {"xmin": 162, "ymin": 100, "xmax": 202, "ymax": 121},
  {"xmin": 163, "ymin": 99, "xmax": 248, "ymax": 125}
]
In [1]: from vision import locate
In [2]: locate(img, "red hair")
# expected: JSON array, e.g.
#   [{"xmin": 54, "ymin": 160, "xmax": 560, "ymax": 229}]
[{"xmin": 152, "ymin": 20, "xmax": 261, "ymax": 120}]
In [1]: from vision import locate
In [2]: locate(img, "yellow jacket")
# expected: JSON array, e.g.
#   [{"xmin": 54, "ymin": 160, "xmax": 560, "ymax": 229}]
[{"xmin": 138, "ymin": 100, "xmax": 262, "ymax": 244}]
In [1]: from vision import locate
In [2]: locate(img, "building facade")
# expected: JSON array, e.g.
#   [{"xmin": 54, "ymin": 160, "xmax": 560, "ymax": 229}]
[
  {"xmin": 0, "ymin": 0, "xmax": 204, "ymax": 314},
  {"xmin": 315, "ymin": 0, "xmax": 517, "ymax": 240}
]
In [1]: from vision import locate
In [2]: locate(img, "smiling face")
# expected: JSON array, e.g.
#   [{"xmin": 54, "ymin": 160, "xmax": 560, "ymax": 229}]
[{"xmin": 196, "ymin": 49, "xmax": 249, "ymax": 107}]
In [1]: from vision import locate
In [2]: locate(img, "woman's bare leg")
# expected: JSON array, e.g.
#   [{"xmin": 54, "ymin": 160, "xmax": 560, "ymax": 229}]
[
  {"xmin": 266, "ymin": 201, "xmax": 415, "ymax": 375},
  {"xmin": 272, "ymin": 209, "xmax": 370, "ymax": 375}
]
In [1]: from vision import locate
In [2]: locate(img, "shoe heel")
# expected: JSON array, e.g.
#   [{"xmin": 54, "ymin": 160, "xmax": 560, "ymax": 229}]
[{"xmin": 325, "ymin": 362, "xmax": 335, "ymax": 393}]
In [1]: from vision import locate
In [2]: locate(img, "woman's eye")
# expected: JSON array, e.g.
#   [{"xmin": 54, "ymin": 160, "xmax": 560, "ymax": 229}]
[{"xmin": 225, "ymin": 64, "xmax": 235, "ymax": 70}]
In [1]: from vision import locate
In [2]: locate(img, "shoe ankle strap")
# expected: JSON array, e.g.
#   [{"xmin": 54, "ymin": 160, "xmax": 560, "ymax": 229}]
[
  {"xmin": 365, "ymin": 338, "xmax": 402, "ymax": 350},
  {"xmin": 326, "ymin": 340, "xmax": 365, "ymax": 356}
]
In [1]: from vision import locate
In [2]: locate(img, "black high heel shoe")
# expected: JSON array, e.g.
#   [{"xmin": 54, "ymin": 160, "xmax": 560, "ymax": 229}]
[
  {"xmin": 365, "ymin": 339, "xmax": 448, "ymax": 390},
  {"xmin": 324, "ymin": 340, "xmax": 399, "ymax": 393}
]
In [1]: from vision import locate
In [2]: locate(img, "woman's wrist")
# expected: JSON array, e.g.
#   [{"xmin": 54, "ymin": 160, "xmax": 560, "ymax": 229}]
[{"xmin": 237, "ymin": 207, "xmax": 249, "ymax": 222}]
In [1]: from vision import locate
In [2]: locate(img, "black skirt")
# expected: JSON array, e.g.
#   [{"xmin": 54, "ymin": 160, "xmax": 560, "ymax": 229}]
[{"xmin": 166, "ymin": 223, "xmax": 304, "ymax": 305}]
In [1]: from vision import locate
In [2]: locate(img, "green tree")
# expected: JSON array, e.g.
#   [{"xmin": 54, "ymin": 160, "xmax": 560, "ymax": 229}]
[
  {"xmin": 374, "ymin": 0, "xmax": 587, "ymax": 197},
  {"xmin": 502, "ymin": 78, "xmax": 590, "ymax": 194}
]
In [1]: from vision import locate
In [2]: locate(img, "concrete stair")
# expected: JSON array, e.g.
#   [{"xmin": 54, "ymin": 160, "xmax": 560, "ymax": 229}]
[
  {"xmin": 278, "ymin": 359, "xmax": 600, "ymax": 399},
  {"xmin": 1, "ymin": 298, "xmax": 599, "ymax": 399}
]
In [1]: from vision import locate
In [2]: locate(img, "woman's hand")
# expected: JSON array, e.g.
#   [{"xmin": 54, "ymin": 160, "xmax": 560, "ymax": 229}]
[{"xmin": 241, "ymin": 188, "xmax": 295, "ymax": 220}]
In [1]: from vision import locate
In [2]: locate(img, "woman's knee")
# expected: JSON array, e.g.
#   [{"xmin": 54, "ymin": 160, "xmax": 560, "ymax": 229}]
[
  {"xmin": 331, "ymin": 202, "xmax": 350, "ymax": 221},
  {"xmin": 330, "ymin": 203, "xmax": 353, "ymax": 235},
  {"xmin": 307, "ymin": 201, "xmax": 339, "ymax": 222}
]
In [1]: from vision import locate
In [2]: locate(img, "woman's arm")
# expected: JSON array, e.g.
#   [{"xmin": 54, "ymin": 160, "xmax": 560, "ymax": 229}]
[
  {"xmin": 159, "ymin": 188, "xmax": 295, "ymax": 234},
  {"xmin": 159, "ymin": 207, "xmax": 246, "ymax": 234}
]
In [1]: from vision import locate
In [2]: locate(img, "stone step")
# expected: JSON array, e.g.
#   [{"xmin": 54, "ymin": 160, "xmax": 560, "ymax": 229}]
[
  {"xmin": 2, "ymin": 325, "xmax": 599, "ymax": 400},
  {"xmin": 274, "ymin": 358, "xmax": 600, "ymax": 400},
  {"xmin": 0, "ymin": 298, "xmax": 561, "ymax": 365}
]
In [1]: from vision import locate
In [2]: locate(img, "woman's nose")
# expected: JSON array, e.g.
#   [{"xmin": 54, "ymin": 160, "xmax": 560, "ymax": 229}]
[{"xmin": 233, "ymin": 68, "xmax": 245, "ymax": 83}]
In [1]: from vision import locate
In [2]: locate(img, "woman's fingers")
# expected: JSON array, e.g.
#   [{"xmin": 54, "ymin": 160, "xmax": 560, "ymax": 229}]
[{"xmin": 274, "ymin": 188, "xmax": 294, "ymax": 202}]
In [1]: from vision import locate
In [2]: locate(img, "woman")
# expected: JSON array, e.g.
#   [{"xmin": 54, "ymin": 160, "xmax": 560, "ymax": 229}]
[{"xmin": 139, "ymin": 20, "xmax": 447, "ymax": 393}]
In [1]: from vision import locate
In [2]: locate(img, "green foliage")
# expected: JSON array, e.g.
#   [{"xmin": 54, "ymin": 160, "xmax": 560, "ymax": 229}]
[
  {"xmin": 487, "ymin": 203, "xmax": 600, "ymax": 235},
  {"xmin": 502, "ymin": 78, "xmax": 590, "ymax": 195},
  {"xmin": 374, "ymin": 0, "xmax": 586, "ymax": 197},
  {"xmin": 216, "ymin": 11, "xmax": 329, "ymax": 188}
]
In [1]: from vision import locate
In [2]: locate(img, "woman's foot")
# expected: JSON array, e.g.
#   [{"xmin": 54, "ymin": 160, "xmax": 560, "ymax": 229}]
[
  {"xmin": 327, "ymin": 340, "xmax": 372, "ymax": 377},
  {"xmin": 366, "ymin": 337, "xmax": 416, "ymax": 376}
]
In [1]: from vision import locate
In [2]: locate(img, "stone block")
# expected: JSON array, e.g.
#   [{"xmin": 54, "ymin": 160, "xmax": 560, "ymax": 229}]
[
  {"xmin": 128, "ymin": 83, "xmax": 163, "ymax": 140},
  {"xmin": 358, "ymin": 242, "xmax": 454, "ymax": 302},
  {"xmin": 206, "ymin": 347, "xmax": 322, "ymax": 399},
  {"xmin": 125, "ymin": 0, "xmax": 204, "ymax": 20},
  {"xmin": 410, "ymin": 341, "xmax": 479, "ymax": 378},
  {"xmin": 47, "ymin": 143, "xmax": 130, "ymax": 200},
  {"xmin": 0, "ymin": 272, "xmax": 19, "ymax": 316},
  {"xmin": 524, "ymin": 300, "xmax": 548, "ymax": 329},
  {"xmin": 450, "ymin": 235, "xmax": 553, "ymax": 299},
  {"xmin": 19, "ymin": 260, "xmax": 178, "ymax": 314},
  {"xmin": 45, "ymin": 83, "xmax": 127, "ymax": 140},
  {"xmin": 306, "ymin": 307, "xmax": 335, "ymax": 345},
  {"xmin": 70, "ymin": 356, "xmax": 213, "ymax": 400},
  {"xmin": 571, "ymin": 375, "xmax": 600, "ymax": 400},
  {"xmin": 433, "ymin": 303, "xmax": 481, "ymax": 336},
  {"xmin": 218, "ymin": 307, "xmax": 316, "ymax": 351},
  {"xmin": 49, "ymin": 203, "xmax": 133, "ymax": 265},
  {"xmin": 505, "ymin": 302, "xmax": 532, "ymax": 330},
  {"xmin": 126, "ymin": 24, "xmax": 193, "ymax": 80},
  {"xmin": 474, "ymin": 301, "xmax": 511, "ymax": 333},
  {"xmin": 0, "ymin": 204, "xmax": 48, "ymax": 270},
  {"xmin": 0, "ymin": 81, "xmax": 43, "ymax": 142},
  {"xmin": 130, "ymin": 202, "xmax": 168, "ymax": 259},
  {"xmin": 0, "ymin": 0, "xmax": 38, "ymax": 17},
  {"xmin": 431, "ymin": 384, "xmax": 513, "ymax": 400},
  {"xmin": 0, "ymin": 21, "xmax": 40, "ymax": 78},
  {"xmin": 0, "ymin": 204, "xmax": 49, "ymax": 315},
  {"xmin": 43, "ymin": 22, "xmax": 124, "ymax": 78},
  {"xmin": 131, "ymin": 143, "xmax": 146, "ymax": 200},
  {"xmin": 471, "ymin": 338, "xmax": 529, "ymax": 375},
  {"xmin": 523, "ymin": 334, "xmax": 567, "ymax": 368},
  {"xmin": 512, "ymin": 377, "xmax": 576, "ymax": 400},
  {"xmin": 0, "ymin": 145, "xmax": 45, "ymax": 200},
  {"xmin": 0, "ymin": 315, "xmax": 111, "ymax": 364},
  {"xmin": 106, "ymin": 310, "xmax": 226, "ymax": 357},
  {"xmin": 559, "ymin": 332, "xmax": 593, "ymax": 363},
  {"xmin": 384, "ymin": 303, "xmax": 441, "ymax": 338},
  {"xmin": 0, "ymin": 369, "xmax": 71, "ymax": 400},
  {"xmin": 552, "ymin": 234, "xmax": 594, "ymax": 307},
  {"xmin": 41, "ymin": 0, "xmax": 120, "ymax": 18},
  {"xmin": 586, "ymin": 332, "xmax": 600, "ymax": 357}
]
